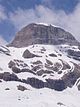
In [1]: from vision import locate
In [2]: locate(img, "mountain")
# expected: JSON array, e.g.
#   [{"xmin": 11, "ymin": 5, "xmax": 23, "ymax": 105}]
[
  {"xmin": 8, "ymin": 23, "xmax": 79, "ymax": 47},
  {"xmin": 0, "ymin": 23, "xmax": 80, "ymax": 107}
]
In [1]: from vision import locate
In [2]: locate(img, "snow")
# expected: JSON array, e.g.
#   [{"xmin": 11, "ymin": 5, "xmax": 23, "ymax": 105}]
[
  {"xmin": 0, "ymin": 44, "xmax": 80, "ymax": 107},
  {"xmin": 0, "ymin": 44, "xmax": 77, "ymax": 79},
  {"xmin": 36, "ymin": 22, "xmax": 62, "ymax": 28},
  {"xmin": 0, "ymin": 81, "xmax": 80, "ymax": 107},
  {"xmin": 36, "ymin": 22, "xmax": 49, "ymax": 26}
]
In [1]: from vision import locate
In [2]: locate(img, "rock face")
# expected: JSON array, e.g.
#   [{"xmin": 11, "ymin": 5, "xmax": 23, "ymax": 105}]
[
  {"xmin": 67, "ymin": 49, "xmax": 80, "ymax": 61},
  {"xmin": 8, "ymin": 23, "xmax": 79, "ymax": 48},
  {"xmin": 0, "ymin": 72, "xmax": 19, "ymax": 81}
]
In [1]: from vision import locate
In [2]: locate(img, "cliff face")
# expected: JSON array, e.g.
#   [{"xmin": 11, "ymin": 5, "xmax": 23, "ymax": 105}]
[{"xmin": 8, "ymin": 23, "xmax": 79, "ymax": 47}]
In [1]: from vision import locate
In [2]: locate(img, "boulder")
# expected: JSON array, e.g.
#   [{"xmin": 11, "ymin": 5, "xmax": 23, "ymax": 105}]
[
  {"xmin": 17, "ymin": 85, "xmax": 27, "ymax": 91},
  {"xmin": 23, "ymin": 49, "xmax": 41, "ymax": 58}
]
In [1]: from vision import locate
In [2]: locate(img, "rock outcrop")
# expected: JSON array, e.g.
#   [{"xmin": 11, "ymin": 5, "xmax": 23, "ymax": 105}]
[{"xmin": 23, "ymin": 49, "xmax": 41, "ymax": 58}]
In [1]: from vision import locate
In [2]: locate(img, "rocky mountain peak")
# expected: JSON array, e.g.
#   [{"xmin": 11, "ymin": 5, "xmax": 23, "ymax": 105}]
[
  {"xmin": 0, "ymin": 23, "xmax": 80, "ymax": 107},
  {"xmin": 8, "ymin": 23, "xmax": 79, "ymax": 48}
]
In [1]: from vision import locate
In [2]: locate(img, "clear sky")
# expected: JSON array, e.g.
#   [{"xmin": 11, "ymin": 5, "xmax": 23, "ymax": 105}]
[{"xmin": 0, "ymin": 0, "xmax": 80, "ymax": 43}]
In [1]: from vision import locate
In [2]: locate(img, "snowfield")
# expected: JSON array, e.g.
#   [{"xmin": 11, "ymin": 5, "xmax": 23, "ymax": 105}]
[
  {"xmin": 0, "ymin": 81, "xmax": 80, "ymax": 107},
  {"xmin": 0, "ymin": 44, "xmax": 80, "ymax": 107}
]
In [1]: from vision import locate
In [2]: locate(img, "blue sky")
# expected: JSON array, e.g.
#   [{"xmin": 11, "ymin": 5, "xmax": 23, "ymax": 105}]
[{"xmin": 0, "ymin": 0, "xmax": 80, "ymax": 43}]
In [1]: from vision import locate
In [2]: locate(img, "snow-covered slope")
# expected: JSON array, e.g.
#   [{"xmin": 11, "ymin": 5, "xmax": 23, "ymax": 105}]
[{"xmin": 0, "ymin": 44, "xmax": 80, "ymax": 107}]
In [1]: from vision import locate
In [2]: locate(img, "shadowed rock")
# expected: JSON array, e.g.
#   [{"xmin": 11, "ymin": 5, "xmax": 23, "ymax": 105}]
[
  {"xmin": 49, "ymin": 53, "xmax": 57, "ymax": 57},
  {"xmin": 67, "ymin": 49, "xmax": 80, "ymax": 61},
  {"xmin": 0, "ymin": 72, "xmax": 19, "ymax": 81},
  {"xmin": 77, "ymin": 83, "xmax": 80, "ymax": 91},
  {"xmin": 24, "ymin": 77, "xmax": 45, "ymax": 88},
  {"xmin": 0, "ymin": 46, "xmax": 11, "ymax": 56},
  {"xmin": 22, "ymin": 77, "xmax": 66, "ymax": 91},
  {"xmin": 45, "ymin": 79, "xmax": 66, "ymax": 91},
  {"xmin": 17, "ymin": 85, "xmax": 28, "ymax": 91},
  {"xmin": 23, "ymin": 49, "xmax": 41, "ymax": 58}
]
